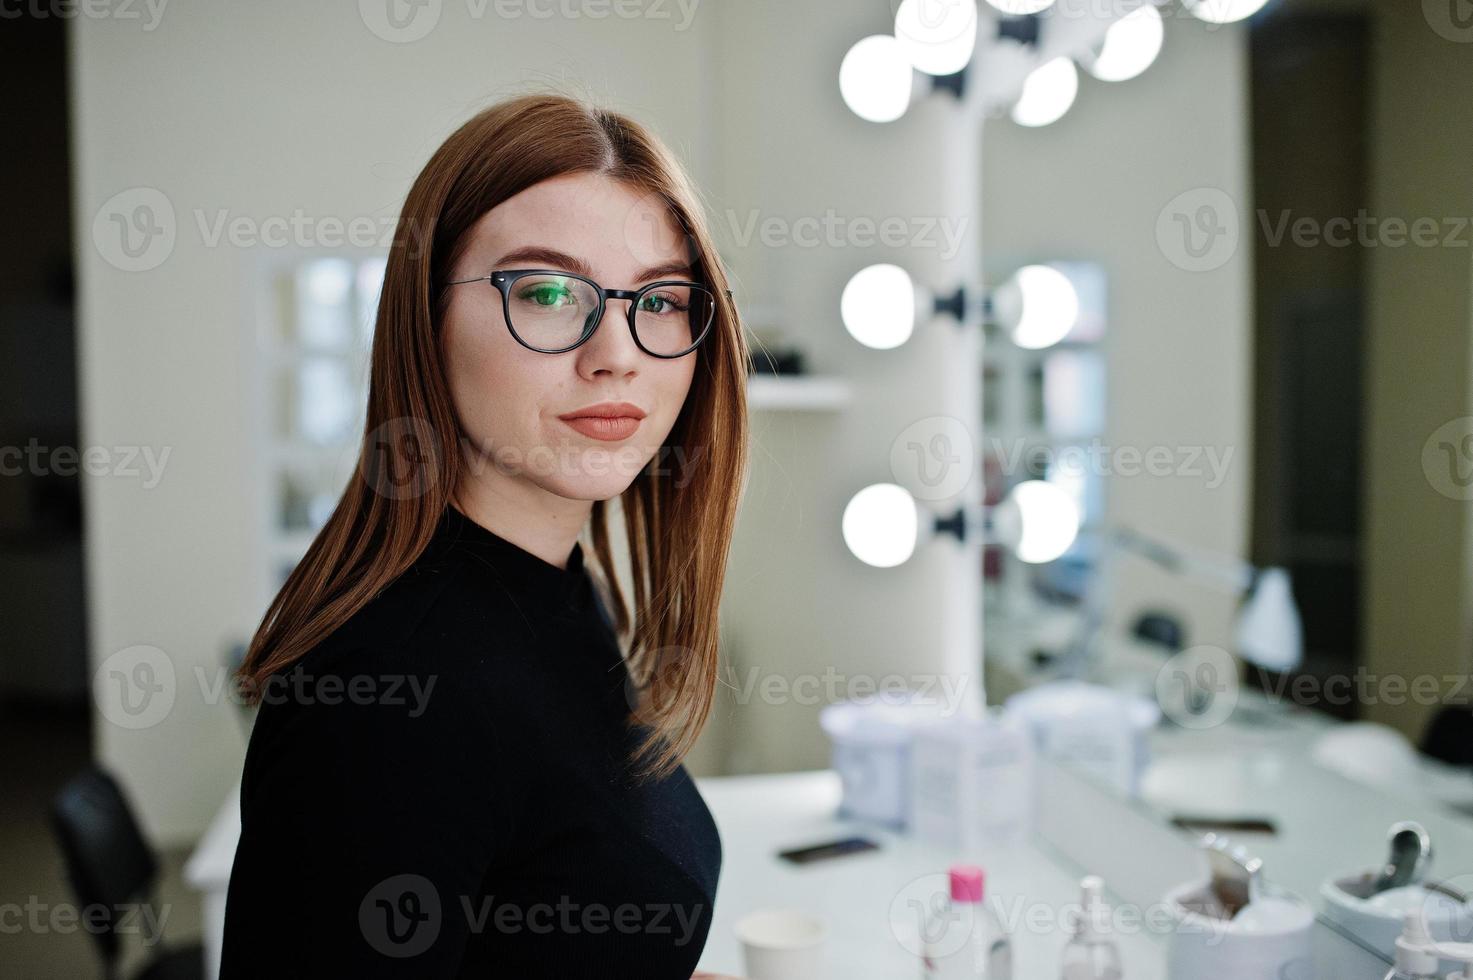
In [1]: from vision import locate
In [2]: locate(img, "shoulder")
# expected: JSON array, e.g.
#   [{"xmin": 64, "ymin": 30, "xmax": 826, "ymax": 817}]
[
  {"xmin": 312, "ymin": 545, "xmax": 473, "ymax": 657},
  {"xmin": 297, "ymin": 538, "xmax": 547, "ymax": 681},
  {"xmin": 240, "ymin": 551, "xmax": 535, "ymax": 792}
]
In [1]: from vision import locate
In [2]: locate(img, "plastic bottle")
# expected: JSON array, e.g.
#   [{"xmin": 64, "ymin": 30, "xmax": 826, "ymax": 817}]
[
  {"xmin": 921, "ymin": 864, "xmax": 1013, "ymax": 979},
  {"xmin": 1382, "ymin": 911, "xmax": 1439, "ymax": 980},
  {"xmin": 1060, "ymin": 876, "xmax": 1123, "ymax": 980}
]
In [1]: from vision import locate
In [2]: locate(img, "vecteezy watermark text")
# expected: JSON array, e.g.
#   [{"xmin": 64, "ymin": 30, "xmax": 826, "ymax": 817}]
[
  {"xmin": 988, "ymin": 437, "xmax": 1236, "ymax": 490},
  {"xmin": 0, "ymin": 439, "xmax": 170, "ymax": 488},
  {"xmin": 721, "ymin": 208, "xmax": 970, "ymax": 261},
  {"xmin": 1258, "ymin": 209, "xmax": 1473, "ymax": 249}
]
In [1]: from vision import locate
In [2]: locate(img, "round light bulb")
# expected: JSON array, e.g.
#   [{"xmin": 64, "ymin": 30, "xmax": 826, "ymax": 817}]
[
  {"xmin": 991, "ymin": 265, "xmax": 1079, "ymax": 349},
  {"xmin": 840, "ymin": 35, "xmax": 915, "ymax": 123},
  {"xmin": 995, "ymin": 480, "xmax": 1080, "ymax": 564},
  {"xmin": 1084, "ymin": 5, "xmax": 1164, "ymax": 82},
  {"xmin": 984, "ymin": 0, "xmax": 1057, "ymax": 14},
  {"xmin": 894, "ymin": 0, "xmax": 978, "ymax": 76},
  {"xmin": 842, "ymin": 263, "xmax": 917, "ymax": 350},
  {"xmin": 1011, "ymin": 57, "xmax": 1079, "ymax": 127},
  {"xmin": 843, "ymin": 483, "xmax": 920, "ymax": 568},
  {"xmin": 1182, "ymin": 0, "xmax": 1271, "ymax": 24}
]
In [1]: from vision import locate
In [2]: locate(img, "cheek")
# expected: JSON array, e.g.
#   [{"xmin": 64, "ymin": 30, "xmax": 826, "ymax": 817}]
[
  {"xmin": 442, "ymin": 308, "xmax": 543, "ymax": 445},
  {"xmin": 653, "ymin": 358, "xmax": 697, "ymax": 433}
]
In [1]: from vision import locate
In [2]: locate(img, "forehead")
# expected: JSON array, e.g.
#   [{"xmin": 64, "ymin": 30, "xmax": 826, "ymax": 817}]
[{"xmin": 464, "ymin": 172, "xmax": 688, "ymax": 274}]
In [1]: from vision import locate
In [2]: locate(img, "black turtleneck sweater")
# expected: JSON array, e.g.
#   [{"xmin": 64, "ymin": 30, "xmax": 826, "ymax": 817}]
[{"xmin": 219, "ymin": 504, "xmax": 722, "ymax": 978}]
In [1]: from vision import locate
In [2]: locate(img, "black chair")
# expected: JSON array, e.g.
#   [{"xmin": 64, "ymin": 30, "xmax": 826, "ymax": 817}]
[{"xmin": 49, "ymin": 768, "xmax": 204, "ymax": 980}]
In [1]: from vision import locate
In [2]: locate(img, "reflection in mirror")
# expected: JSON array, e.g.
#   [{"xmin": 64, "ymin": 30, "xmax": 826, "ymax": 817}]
[{"xmin": 983, "ymin": 2, "xmax": 1473, "ymax": 968}]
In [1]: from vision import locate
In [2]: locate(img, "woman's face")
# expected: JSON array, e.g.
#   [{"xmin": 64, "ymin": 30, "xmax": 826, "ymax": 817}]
[{"xmin": 441, "ymin": 172, "xmax": 699, "ymax": 503}]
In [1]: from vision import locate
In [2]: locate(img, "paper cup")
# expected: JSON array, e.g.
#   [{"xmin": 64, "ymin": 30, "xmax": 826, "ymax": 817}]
[{"xmin": 733, "ymin": 907, "xmax": 827, "ymax": 980}]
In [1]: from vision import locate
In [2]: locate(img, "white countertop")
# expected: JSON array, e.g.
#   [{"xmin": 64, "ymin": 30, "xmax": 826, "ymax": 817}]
[
  {"xmin": 692, "ymin": 769, "xmax": 1169, "ymax": 978},
  {"xmin": 184, "ymin": 768, "xmax": 1169, "ymax": 978},
  {"xmin": 192, "ymin": 662, "xmax": 1461, "ymax": 978}
]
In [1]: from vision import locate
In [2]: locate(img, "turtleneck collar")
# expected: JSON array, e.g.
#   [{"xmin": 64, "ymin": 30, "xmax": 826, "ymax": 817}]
[{"xmin": 429, "ymin": 503, "xmax": 588, "ymax": 606}]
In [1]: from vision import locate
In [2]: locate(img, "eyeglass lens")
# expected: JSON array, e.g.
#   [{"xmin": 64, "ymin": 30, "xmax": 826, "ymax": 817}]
[{"xmin": 505, "ymin": 273, "xmax": 715, "ymax": 355}]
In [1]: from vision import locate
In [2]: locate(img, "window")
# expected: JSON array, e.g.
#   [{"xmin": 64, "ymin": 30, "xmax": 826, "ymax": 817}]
[{"xmin": 255, "ymin": 253, "xmax": 385, "ymax": 597}]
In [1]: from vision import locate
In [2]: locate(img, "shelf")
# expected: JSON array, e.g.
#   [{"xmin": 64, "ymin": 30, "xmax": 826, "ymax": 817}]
[{"xmin": 746, "ymin": 375, "xmax": 851, "ymax": 411}]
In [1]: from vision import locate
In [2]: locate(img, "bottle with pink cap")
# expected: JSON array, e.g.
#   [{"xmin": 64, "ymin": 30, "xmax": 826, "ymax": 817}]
[{"xmin": 920, "ymin": 864, "xmax": 1013, "ymax": 979}]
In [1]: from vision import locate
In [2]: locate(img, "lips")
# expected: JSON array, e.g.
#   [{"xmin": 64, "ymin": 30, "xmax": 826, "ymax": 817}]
[{"xmin": 558, "ymin": 402, "xmax": 647, "ymax": 442}]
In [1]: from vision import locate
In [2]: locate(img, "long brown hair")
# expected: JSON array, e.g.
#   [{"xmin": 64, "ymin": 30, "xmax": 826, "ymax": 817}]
[{"xmin": 236, "ymin": 92, "xmax": 750, "ymax": 782}]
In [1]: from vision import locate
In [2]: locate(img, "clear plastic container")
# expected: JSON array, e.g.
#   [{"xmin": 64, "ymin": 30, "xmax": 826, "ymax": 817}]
[
  {"xmin": 1060, "ymin": 876, "xmax": 1122, "ymax": 980},
  {"xmin": 921, "ymin": 864, "xmax": 1012, "ymax": 979}
]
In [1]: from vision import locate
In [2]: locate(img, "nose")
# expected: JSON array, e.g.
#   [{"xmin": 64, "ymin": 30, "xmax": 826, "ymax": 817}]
[{"xmin": 576, "ymin": 297, "xmax": 642, "ymax": 378}]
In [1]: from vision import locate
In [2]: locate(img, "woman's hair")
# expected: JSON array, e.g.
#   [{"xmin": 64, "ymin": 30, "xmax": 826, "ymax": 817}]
[{"xmin": 236, "ymin": 92, "xmax": 750, "ymax": 782}]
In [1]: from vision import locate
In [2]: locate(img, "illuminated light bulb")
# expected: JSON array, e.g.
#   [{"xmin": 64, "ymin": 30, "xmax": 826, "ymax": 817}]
[
  {"xmin": 994, "ymin": 480, "xmax": 1080, "ymax": 563},
  {"xmin": 842, "ymin": 264, "xmax": 917, "ymax": 350},
  {"xmin": 843, "ymin": 483, "xmax": 920, "ymax": 568},
  {"xmin": 1182, "ymin": 0, "xmax": 1271, "ymax": 24},
  {"xmin": 991, "ymin": 265, "xmax": 1079, "ymax": 349},
  {"xmin": 985, "ymin": 0, "xmax": 1058, "ymax": 15},
  {"xmin": 1084, "ymin": 5, "xmax": 1164, "ymax": 82},
  {"xmin": 840, "ymin": 35, "xmax": 915, "ymax": 123},
  {"xmin": 894, "ymin": 0, "xmax": 979, "ymax": 76},
  {"xmin": 1011, "ymin": 57, "xmax": 1079, "ymax": 127}
]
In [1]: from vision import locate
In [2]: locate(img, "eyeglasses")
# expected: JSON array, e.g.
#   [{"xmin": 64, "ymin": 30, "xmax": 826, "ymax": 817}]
[{"xmin": 444, "ymin": 268, "xmax": 725, "ymax": 358}]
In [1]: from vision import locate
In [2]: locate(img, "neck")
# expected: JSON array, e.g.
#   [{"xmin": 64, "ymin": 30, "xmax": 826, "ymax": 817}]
[{"xmin": 450, "ymin": 471, "xmax": 592, "ymax": 571}]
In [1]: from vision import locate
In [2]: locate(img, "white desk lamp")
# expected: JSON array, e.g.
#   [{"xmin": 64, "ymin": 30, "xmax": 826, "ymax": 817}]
[{"xmin": 1064, "ymin": 526, "xmax": 1304, "ymax": 678}]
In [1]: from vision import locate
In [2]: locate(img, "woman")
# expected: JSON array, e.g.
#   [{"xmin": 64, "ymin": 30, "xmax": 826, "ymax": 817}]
[{"xmin": 220, "ymin": 92, "xmax": 750, "ymax": 978}]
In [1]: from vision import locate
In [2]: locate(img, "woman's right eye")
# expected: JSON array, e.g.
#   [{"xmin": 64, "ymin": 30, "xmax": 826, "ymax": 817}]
[{"xmin": 519, "ymin": 284, "xmax": 573, "ymax": 307}]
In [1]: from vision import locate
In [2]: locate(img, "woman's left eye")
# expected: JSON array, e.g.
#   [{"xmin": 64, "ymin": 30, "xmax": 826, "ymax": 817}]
[{"xmin": 641, "ymin": 293, "xmax": 681, "ymax": 314}]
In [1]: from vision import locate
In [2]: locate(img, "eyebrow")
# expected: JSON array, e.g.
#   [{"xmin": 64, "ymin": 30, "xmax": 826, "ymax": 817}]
[{"xmin": 490, "ymin": 245, "xmax": 694, "ymax": 284}]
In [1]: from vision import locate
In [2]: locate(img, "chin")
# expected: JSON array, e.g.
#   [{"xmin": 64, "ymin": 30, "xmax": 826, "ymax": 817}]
[
  {"xmin": 540, "ymin": 473, "xmax": 640, "ymax": 503},
  {"xmin": 534, "ymin": 443, "xmax": 655, "ymax": 501}
]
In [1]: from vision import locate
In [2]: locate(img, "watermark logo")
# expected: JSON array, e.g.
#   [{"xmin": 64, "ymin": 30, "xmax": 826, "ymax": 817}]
[
  {"xmin": 891, "ymin": 416, "xmax": 974, "ymax": 501},
  {"xmin": 1424, "ymin": 0, "xmax": 1473, "ymax": 42},
  {"xmin": 362, "ymin": 417, "xmax": 441, "ymax": 501},
  {"xmin": 1258, "ymin": 209, "xmax": 1473, "ymax": 249},
  {"xmin": 93, "ymin": 645, "xmax": 176, "ymax": 730},
  {"xmin": 1, "ymin": 0, "xmax": 170, "ymax": 30},
  {"xmin": 889, "ymin": 872, "xmax": 975, "ymax": 958},
  {"xmin": 1155, "ymin": 644, "xmax": 1238, "ymax": 729},
  {"xmin": 92, "ymin": 188, "xmax": 176, "ymax": 273},
  {"xmin": 361, "ymin": 874, "xmax": 442, "ymax": 957},
  {"xmin": 358, "ymin": 0, "xmax": 702, "ymax": 39},
  {"xmin": 622, "ymin": 187, "xmax": 698, "ymax": 272},
  {"xmin": 1420, "ymin": 873, "xmax": 1473, "ymax": 941},
  {"xmin": 94, "ymin": 195, "xmax": 429, "ymax": 271},
  {"xmin": 721, "ymin": 209, "xmax": 970, "ymax": 261},
  {"xmin": 623, "ymin": 644, "xmax": 691, "ymax": 715},
  {"xmin": 718, "ymin": 666, "xmax": 971, "ymax": 713},
  {"xmin": 359, "ymin": 0, "xmax": 443, "ymax": 42},
  {"xmin": 0, "ymin": 897, "xmax": 170, "ymax": 942},
  {"xmin": 889, "ymin": 0, "xmax": 978, "ymax": 54},
  {"xmin": 989, "ymin": 437, "xmax": 1236, "ymax": 491},
  {"xmin": 0, "ymin": 439, "xmax": 171, "ymax": 488},
  {"xmin": 1156, "ymin": 188, "xmax": 1239, "ymax": 273},
  {"xmin": 1422, "ymin": 417, "xmax": 1473, "ymax": 500}
]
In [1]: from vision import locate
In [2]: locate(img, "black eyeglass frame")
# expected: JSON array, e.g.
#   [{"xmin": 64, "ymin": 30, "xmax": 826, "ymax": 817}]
[{"xmin": 444, "ymin": 268, "xmax": 728, "ymax": 358}]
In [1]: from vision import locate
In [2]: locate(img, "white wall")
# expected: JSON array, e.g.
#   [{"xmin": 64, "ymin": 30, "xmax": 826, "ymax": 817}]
[
  {"xmin": 694, "ymin": 1, "xmax": 984, "ymax": 776},
  {"xmin": 73, "ymin": 1, "xmax": 978, "ymax": 841},
  {"xmin": 981, "ymin": 16, "xmax": 1255, "ymax": 659}
]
